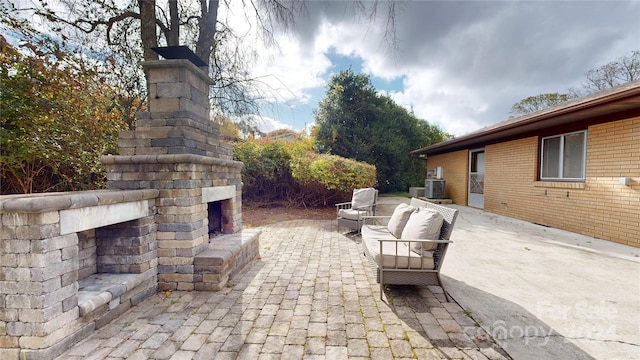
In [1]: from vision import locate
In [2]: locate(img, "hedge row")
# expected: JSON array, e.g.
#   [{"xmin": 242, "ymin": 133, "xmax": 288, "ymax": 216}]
[{"xmin": 233, "ymin": 138, "xmax": 376, "ymax": 208}]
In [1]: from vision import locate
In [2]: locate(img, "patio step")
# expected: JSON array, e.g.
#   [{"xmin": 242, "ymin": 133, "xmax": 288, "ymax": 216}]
[{"xmin": 193, "ymin": 229, "xmax": 261, "ymax": 290}]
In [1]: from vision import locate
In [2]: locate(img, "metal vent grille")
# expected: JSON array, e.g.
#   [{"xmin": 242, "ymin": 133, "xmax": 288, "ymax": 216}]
[{"xmin": 424, "ymin": 179, "xmax": 446, "ymax": 199}]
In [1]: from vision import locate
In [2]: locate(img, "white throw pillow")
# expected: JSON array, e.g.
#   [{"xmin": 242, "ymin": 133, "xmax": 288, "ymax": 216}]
[
  {"xmin": 387, "ymin": 203, "xmax": 415, "ymax": 238},
  {"xmin": 351, "ymin": 188, "xmax": 376, "ymax": 210},
  {"xmin": 401, "ymin": 207, "xmax": 444, "ymax": 253}
]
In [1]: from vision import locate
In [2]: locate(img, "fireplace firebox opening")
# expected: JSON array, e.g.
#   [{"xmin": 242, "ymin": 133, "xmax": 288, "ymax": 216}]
[{"xmin": 208, "ymin": 201, "xmax": 222, "ymax": 237}]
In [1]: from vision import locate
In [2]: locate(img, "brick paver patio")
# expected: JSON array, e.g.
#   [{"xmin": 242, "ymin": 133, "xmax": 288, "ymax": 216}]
[{"xmin": 56, "ymin": 219, "xmax": 510, "ymax": 359}]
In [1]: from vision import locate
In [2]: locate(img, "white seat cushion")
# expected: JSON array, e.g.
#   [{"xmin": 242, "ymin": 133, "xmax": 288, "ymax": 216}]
[
  {"xmin": 387, "ymin": 203, "xmax": 415, "ymax": 238},
  {"xmin": 362, "ymin": 225, "xmax": 435, "ymax": 270},
  {"xmin": 338, "ymin": 208, "xmax": 367, "ymax": 220}
]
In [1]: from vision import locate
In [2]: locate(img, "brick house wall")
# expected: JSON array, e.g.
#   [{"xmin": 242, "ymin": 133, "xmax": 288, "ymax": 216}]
[
  {"xmin": 425, "ymin": 150, "xmax": 469, "ymax": 205},
  {"xmin": 484, "ymin": 137, "xmax": 542, "ymax": 225},
  {"xmin": 426, "ymin": 116, "xmax": 640, "ymax": 247}
]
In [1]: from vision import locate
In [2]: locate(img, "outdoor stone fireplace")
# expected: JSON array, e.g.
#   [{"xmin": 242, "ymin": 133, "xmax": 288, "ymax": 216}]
[
  {"xmin": 101, "ymin": 57, "xmax": 257, "ymax": 291},
  {"xmin": 0, "ymin": 54, "xmax": 260, "ymax": 359}
]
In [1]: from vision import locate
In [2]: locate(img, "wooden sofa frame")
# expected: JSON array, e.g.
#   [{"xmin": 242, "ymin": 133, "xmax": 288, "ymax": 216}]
[{"xmin": 361, "ymin": 198, "xmax": 459, "ymax": 301}]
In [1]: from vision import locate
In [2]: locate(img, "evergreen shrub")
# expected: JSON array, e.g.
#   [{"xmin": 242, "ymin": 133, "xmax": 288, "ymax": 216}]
[{"xmin": 233, "ymin": 138, "xmax": 376, "ymax": 207}]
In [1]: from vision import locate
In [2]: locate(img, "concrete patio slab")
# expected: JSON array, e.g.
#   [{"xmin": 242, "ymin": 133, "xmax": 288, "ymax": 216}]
[{"xmin": 441, "ymin": 205, "xmax": 640, "ymax": 360}]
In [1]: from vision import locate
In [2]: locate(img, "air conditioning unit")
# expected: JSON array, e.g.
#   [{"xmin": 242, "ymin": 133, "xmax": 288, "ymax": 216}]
[
  {"xmin": 409, "ymin": 187, "xmax": 426, "ymax": 198},
  {"xmin": 424, "ymin": 179, "xmax": 446, "ymax": 199}
]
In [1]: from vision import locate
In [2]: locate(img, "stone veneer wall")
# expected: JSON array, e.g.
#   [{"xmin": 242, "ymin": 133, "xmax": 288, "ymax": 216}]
[
  {"xmin": 0, "ymin": 190, "xmax": 158, "ymax": 360},
  {"xmin": 78, "ymin": 229, "xmax": 97, "ymax": 280}
]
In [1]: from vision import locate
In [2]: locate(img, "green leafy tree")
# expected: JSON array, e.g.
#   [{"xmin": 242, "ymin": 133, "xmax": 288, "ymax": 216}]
[
  {"xmin": 0, "ymin": 35, "xmax": 131, "ymax": 194},
  {"xmin": 314, "ymin": 68, "xmax": 378, "ymax": 157},
  {"xmin": 314, "ymin": 68, "xmax": 449, "ymax": 193}
]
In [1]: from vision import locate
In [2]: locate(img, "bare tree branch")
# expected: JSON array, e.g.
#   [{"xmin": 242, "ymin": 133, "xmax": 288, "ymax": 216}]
[
  {"xmin": 583, "ymin": 50, "xmax": 640, "ymax": 93},
  {"xmin": 5, "ymin": 0, "xmax": 399, "ymax": 127}
]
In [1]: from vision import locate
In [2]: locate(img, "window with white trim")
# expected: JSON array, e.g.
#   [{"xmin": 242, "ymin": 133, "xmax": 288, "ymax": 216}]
[{"xmin": 540, "ymin": 130, "xmax": 587, "ymax": 180}]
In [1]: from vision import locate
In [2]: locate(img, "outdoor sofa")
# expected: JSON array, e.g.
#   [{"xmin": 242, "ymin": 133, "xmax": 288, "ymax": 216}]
[{"xmin": 361, "ymin": 197, "xmax": 459, "ymax": 301}]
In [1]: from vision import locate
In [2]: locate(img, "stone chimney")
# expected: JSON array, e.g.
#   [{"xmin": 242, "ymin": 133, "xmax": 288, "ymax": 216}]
[{"xmin": 102, "ymin": 58, "xmax": 243, "ymax": 291}]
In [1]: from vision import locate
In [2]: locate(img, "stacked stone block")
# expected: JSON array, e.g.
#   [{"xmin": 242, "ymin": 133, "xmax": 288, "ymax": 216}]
[
  {"xmin": 0, "ymin": 210, "xmax": 81, "ymax": 360},
  {"xmin": 103, "ymin": 157, "xmax": 243, "ymax": 292},
  {"xmin": 118, "ymin": 59, "xmax": 231, "ymax": 159},
  {"xmin": 96, "ymin": 216, "xmax": 158, "ymax": 274},
  {"xmin": 77, "ymin": 230, "xmax": 97, "ymax": 280},
  {"xmin": 193, "ymin": 229, "xmax": 261, "ymax": 291}
]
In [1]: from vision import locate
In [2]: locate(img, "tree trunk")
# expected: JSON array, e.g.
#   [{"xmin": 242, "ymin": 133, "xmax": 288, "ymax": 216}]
[
  {"xmin": 168, "ymin": 0, "xmax": 180, "ymax": 46},
  {"xmin": 195, "ymin": 0, "xmax": 219, "ymax": 67},
  {"xmin": 139, "ymin": 0, "xmax": 159, "ymax": 61}
]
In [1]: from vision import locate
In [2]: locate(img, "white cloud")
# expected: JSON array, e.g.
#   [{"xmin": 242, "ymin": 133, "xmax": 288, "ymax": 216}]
[
  {"xmin": 218, "ymin": 2, "xmax": 334, "ymax": 106},
  {"xmin": 223, "ymin": 1, "xmax": 640, "ymax": 137},
  {"xmin": 232, "ymin": 114, "xmax": 291, "ymax": 134},
  {"xmin": 250, "ymin": 35, "xmax": 333, "ymax": 104},
  {"xmin": 254, "ymin": 115, "xmax": 291, "ymax": 134},
  {"xmin": 388, "ymin": 68, "xmax": 489, "ymax": 136}
]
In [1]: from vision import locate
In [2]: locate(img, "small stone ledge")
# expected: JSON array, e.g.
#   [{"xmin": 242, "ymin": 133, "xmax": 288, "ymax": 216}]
[
  {"xmin": 0, "ymin": 189, "xmax": 159, "ymax": 213},
  {"xmin": 19, "ymin": 322, "xmax": 96, "ymax": 360},
  {"xmin": 141, "ymin": 59, "xmax": 214, "ymax": 85},
  {"xmin": 194, "ymin": 229, "xmax": 261, "ymax": 291},
  {"xmin": 78, "ymin": 271, "xmax": 154, "ymax": 316},
  {"xmin": 101, "ymin": 153, "xmax": 243, "ymax": 168}
]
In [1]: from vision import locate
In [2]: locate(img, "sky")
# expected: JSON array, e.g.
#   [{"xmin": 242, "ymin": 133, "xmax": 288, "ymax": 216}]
[{"xmin": 222, "ymin": 0, "xmax": 640, "ymax": 136}]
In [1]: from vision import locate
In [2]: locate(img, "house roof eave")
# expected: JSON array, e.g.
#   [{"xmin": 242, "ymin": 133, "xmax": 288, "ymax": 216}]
[{"xmin": 411, "ymin": 80, "xmax": 640, "ymax": 157}]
